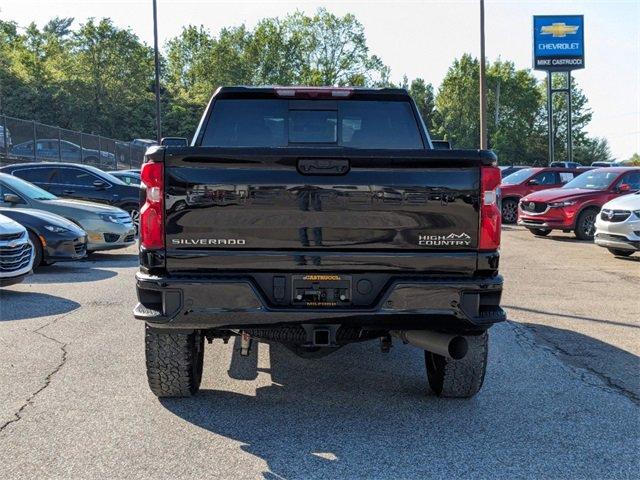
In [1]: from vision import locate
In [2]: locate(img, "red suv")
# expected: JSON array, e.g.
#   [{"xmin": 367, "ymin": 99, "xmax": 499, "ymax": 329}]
[
  {"xmin": 518, "ymin": 167, "xmax": 640, "ymax": 239},
  {"xmin": 500, "ymin": 167, "xmax": 581, "ymax": 223}
]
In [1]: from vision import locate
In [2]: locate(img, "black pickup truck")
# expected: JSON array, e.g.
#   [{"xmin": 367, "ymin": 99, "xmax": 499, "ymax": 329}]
[{"xmin": 135, "ymin": 86, "xmax": 505, "ymax": 399}]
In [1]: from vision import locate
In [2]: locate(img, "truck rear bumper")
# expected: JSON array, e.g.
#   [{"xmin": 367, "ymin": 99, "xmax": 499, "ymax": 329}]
[{"xmin": 134, "ymin": 272, "xmax": 505, "ymax": 330}]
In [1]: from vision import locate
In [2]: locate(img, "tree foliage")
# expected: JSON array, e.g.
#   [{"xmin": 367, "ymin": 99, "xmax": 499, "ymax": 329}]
[
  {"xmin": 432, "ymin": 54, "xmax": 609, "ymax": 165},
  {"xmin": 0, "ymin": 12, "xmax": 613, "ymax": 163},
  {"xmin": 161, "ymin": 9, "xmax": 389, "ymax": 137}
]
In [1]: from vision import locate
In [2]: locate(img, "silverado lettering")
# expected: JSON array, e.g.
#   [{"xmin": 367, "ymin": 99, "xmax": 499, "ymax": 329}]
[{"xmin": 171, "ymin": 238, "xmax": 246, "ymax": 246}]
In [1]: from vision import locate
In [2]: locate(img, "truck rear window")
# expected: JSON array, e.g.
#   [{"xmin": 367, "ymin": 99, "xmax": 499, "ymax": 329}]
[{"xmin": 200, "ymin": 99, "xmax": 424, "ymax": 149}]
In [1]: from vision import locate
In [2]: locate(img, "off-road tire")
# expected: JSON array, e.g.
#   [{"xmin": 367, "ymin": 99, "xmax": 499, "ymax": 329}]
[
  {"xmin": 27, "ymin": 230, "xmax": 43, "ymax": 269},
  {"xmin": 145, "ymin": 326, "xmax": 205, "ymax": 397},
  {"xmin": 575, "ymin": 208, "xmax": 598, "ymax": 240},
  {"xmin": 425, "ymin": 331, "xmax": 488, "ymax": 398},
  {"xmin": 607, "ymin": 248, "xmax": 633, "ymax": 257},
  {"xmin": 529, "ymin": 228, "xmax": 551, "ymax": 237},
  {"xmin": 501, "ymin": 198, "xmax": 519, "ymax": 224}
]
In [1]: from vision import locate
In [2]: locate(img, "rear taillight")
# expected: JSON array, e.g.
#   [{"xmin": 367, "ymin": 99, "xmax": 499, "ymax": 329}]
[
  {"xmin": 140, "ymin": 161, "xmax": 164, "ymax": 249},
  {"xmin": 479, "ymin": 166, "xmax": 501, "ymax": 251}
]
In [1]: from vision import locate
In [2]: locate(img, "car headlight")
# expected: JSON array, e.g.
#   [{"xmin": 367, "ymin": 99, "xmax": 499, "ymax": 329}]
[
  {"xmin": 548, "ymin": 200, "xmax": 576, "ymax": 208},
  {"xmin": 634, "ymin": 210, "xmax": 640, "ymax": 218},
  {"xmin": 44, "ymin": 225, "xmax": 70, "ymax": 233},
  {"xmin": 99, "ymin": 213, "xmax": 122, "ymax": 223}
]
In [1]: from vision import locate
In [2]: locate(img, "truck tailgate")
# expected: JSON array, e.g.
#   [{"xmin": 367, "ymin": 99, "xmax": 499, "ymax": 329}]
[{"xmin": 163, "ymin": 149, "xmax": 484, "ymax": 274}]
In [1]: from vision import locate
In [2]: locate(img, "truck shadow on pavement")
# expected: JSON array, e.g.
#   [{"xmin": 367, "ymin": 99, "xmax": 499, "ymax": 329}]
[
  {"xmin": 504, "ymin": 305, "xmax": 639, "ymax": 329},
  {"xmin": 0, "ymin": 291, "xmax": 80, "ymax": 321},
  {"xmin": 25, "ymin": 265, "xmax": 118, "ymax": 284},
  {"xmin": 160, "ymin": 324, "xmax": 639, "ymax": 479}
]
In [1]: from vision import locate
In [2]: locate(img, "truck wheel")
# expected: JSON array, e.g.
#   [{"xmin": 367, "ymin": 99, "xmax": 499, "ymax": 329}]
[
  {"xmin": 607, "ymin": 248, "xmax": 633, "ymax": 257},
  {"xmin": 145, "ymin": 326, "xmax": 204, "ymax": 397},
  {"xmin": 425, "ymin": 331, "xmax": 488, "ymax": 398},
  {"xmin": 501, "ymin": 198, "xmax": 518, "ymax": 224},
  {"xmin": 574, "ymin": 208, "xmax": 598, "ymax": 240},
  {"xmin": 529, "ymin": 228, "xmax": 551, "ymax": 237}
]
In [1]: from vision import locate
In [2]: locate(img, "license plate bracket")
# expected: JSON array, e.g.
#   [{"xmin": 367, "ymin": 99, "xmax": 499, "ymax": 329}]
[{"xmin": 291, "ymin": 274, "xmax": 352, "ymax": 307}]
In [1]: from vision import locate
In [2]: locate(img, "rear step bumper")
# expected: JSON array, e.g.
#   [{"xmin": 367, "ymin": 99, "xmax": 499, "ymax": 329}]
[{"xmin": 134, "ymin": 272, "xmax": 505, "ymax": 329}]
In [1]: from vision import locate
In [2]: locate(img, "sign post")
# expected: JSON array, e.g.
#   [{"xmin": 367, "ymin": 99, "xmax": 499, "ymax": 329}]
[{"xmin": 533, "ymin": 15, "xmax": 584, "ymax": 164}]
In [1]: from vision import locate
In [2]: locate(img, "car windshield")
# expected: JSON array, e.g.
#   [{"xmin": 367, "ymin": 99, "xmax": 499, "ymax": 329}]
[
  {"xmin": 0, "ymin": 173, "xmax": 58, "ymax": 200},
  {"xmin": 562, "ymin": 170, "xmax": 619, "ymax": 190},
  {"xmin": 501, "ymin": 168, "xmax": 535, "ymax": 185}
]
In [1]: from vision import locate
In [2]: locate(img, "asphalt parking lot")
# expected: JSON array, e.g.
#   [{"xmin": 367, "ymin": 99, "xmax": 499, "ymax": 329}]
[{"xmin": 0, "ymin": 227, "xmax": 638, "ymax": 479}]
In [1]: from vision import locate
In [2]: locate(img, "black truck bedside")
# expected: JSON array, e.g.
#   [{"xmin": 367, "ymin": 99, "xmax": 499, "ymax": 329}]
[{"xmin": 135, "ymin": 86, "xmax": 505, "ymax": 398}]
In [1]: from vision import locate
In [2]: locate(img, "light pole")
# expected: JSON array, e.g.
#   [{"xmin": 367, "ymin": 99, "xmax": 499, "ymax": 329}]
[
  {"xmin": 152, "ymin": 0, "xmax": 162, "ymax": 142},
  {"xmin": 479, "ymin": 0, "xmax": 488, "ymax": 150}
]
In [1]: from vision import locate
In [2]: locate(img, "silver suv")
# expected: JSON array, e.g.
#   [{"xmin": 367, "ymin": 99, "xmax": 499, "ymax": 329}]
[{"xmin": 594, "ymin": 192, "xmax": 640, "ymax": 257}]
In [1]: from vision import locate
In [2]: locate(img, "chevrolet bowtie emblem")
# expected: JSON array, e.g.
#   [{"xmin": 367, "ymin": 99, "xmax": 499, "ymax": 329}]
[{"xmin": 541, "ymin": 23, "xmax": 579, "ymax": 38}]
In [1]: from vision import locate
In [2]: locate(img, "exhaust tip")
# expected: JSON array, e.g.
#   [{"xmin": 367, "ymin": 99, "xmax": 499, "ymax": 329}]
[{"xmin": 448, "ymin": 336, "xmax": 469, "ymax": 360}]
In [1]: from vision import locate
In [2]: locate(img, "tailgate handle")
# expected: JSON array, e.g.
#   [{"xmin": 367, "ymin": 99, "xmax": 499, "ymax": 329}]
[{"xmin": 298, "ymin": 158, "xmax": 349, "ymax": 176}]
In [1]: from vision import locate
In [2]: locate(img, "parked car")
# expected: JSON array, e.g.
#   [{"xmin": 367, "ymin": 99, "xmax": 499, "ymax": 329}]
[
  {"xmin": 131, "ymin": 139, "xmax": 157, "ymax": 149},
  {"xmin": 0, "ymin": 208, "xmax": 87, "ymax": 268},
  {"xmin": 0, "ymin": 162, "xmax": 140, "ymax": 229},
  {"xmin": 0, "ymin": 125, "xmax": 12, "ymax": 152},
  {"xmin": 518, "ymin": 167, "xmax": 640, "ymax": 240},
  {"xmin": 499, "ymin": 167, "xmax": 582, "ymax": 224},
  {"xmin": 550, "ymin": 161, "xmax": 582, "ymax": 169},
  {"xmin": 591, "ymin": 161, "xmax": 615, "ymax": 167},
  {"xmin": 10, "ymin": 139, "xmax": 116, "ymax": 167},
  {"xmin": 108, "ymin": 169, "xmax": 140, "ymax": 186},
  {"xmin": 499, "ymin": 165, "xmax": 530, "ymax": 178},
  {"xmin": 0, "ymin": 213, "xmax": 34, "ymax": 286},
  {"xmin": 0, "ymin": 172, "xmax": 135, "ymax": 252},
  {"xmin": 594, "ymin": 192, "xmax": 640, "ymax": 257}
]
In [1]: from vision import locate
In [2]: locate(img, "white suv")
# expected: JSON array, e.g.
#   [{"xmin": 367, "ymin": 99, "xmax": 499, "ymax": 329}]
[
  {"xmin": 594, "ymin": 192, "xmax": 640, "ymax": 257},
  {"xmin": 0, "ymin": 213, "xmax": 34, "ymax": 286}
]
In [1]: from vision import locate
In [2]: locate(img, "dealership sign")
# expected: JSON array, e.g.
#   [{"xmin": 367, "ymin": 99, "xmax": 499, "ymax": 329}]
[{"xmin": 533, "ymin": 15, "xmax": 584, "ymax": 70}]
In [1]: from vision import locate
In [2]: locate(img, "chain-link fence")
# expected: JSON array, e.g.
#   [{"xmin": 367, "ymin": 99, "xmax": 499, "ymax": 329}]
[{"xmin": 0, "ymin": 115, "xmax": 149, "ymax": 171}]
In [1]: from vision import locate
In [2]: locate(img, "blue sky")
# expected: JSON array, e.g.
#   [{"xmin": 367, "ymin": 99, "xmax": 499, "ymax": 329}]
[{"xmin": 1, "ymin": 0, "xmax": 638, "ymax": 159}]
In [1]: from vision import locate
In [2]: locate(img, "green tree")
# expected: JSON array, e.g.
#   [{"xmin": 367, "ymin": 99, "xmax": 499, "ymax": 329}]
[
  {"xmin": 573, "ymin": 137, "xmax": 612, "ymax": 165},
  {"xmin": 161, "ymin": 9, "xmax": 390, "ymax": 137},
  {"xmin": 627, "ymin": 153, "xmax": 640, "ymax": 166},
  {"xmin": 405, "ymin": 77, "xmax": 437, "ymax": 133},
  {"xmin": 433, "ymin": 54, "xmax": 480, "ymax": 150},
  {"xmin": 70, "ymin": 18, "xmax": 156, "ymax": 138},
  {"xmin": 297, "ymin": 8, "xmax": 387, "ymax": 86},
  {"xmin": 486, "ymin": 60, "xmax": 542, "ymax": 165}
]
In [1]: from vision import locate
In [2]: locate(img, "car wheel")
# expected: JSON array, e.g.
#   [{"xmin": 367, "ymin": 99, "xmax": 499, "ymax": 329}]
[
  {"xmin": 607, "ymin": 248, "xmax": 634, "ymax": 257},
  {"xmin": 145, "ymin": 326, "xmax": 205, "ymax": 397},
  {"xmin": 425, "ymin": 331, "xmax": 488, "ymax": 398},
  {"xmin": 575, "ymin": 208, "xmax": 598, "ymax": 240},
  {"xmin": 529, "ymin": 228, "xmax": 551, "ymax": 237},
  {"xmin": 501, "ymin": 198, "xmax": 519, "ymax": 224},
  {"xmin": 27, "ymin": 231, "xmax": 43, "ymax": 269},
  {"xmin": 123, "ymin": 205, "xmax": 140, "ymax": 234}
]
